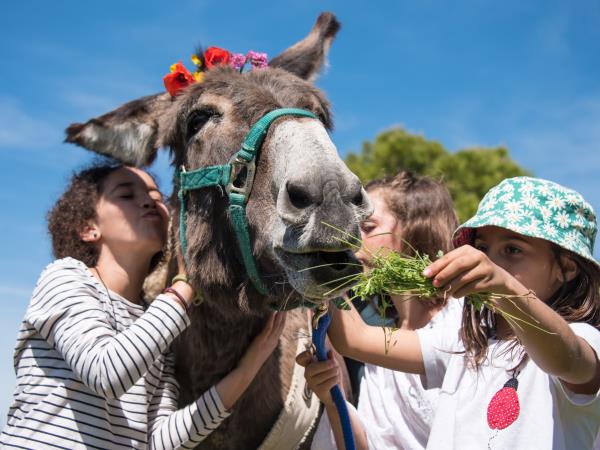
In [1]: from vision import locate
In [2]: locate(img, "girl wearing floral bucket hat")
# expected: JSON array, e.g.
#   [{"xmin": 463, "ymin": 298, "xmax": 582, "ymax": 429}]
[{"xmin": 326, "ymin": 176, "xmax": 600, "ymax": 449}]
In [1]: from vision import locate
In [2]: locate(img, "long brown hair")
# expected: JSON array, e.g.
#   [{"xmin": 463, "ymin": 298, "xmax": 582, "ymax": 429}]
[
  {"xmin": 365, "ymin": 171, "xmax": 459, "ymax": 307},
  {"xmin": 460, "ymin": 246, "xmax": 600, "ymax": 369},
  {"xmin": 366, "ymin": 171, "xmax": 458, "ymax": 258}
]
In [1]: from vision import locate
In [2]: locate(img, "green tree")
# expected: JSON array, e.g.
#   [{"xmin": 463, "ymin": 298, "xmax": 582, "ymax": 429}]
[{"xmin": 345, "ymin": 128, "xmax": 530, "ymax": 222}]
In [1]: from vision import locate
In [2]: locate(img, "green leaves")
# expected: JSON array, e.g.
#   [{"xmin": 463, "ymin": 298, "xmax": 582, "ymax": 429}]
[{"xmin": 345, "ymin": 128, "xmax": 530, "ymax": 222}]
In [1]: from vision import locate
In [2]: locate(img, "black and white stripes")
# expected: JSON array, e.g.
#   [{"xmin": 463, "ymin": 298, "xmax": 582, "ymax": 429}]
[{"xmin": 1, "ymin": 258, "xmax": 229, "ymax": 449}]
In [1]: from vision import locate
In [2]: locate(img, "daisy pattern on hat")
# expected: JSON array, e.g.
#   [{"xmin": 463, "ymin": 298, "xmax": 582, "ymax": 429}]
[{"xmin": 454, "ymin": 177, "xmax": 598, "ymax": 268}]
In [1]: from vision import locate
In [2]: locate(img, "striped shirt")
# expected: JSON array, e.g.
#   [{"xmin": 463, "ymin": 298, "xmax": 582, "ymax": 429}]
[{"xmin": 1, "ymin": 257, "xmax": 229, "ymax": 449}]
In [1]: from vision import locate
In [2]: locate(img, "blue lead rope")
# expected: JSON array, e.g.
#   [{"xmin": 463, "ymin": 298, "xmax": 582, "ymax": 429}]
[{"xmin": 312, "ymin": 311, "xmax": 356, "ymax": 450}]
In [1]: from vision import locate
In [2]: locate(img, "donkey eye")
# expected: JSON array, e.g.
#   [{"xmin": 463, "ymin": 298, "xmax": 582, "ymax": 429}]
[{"xmin": 186, "ymin": 109, "xmax": 218, "ymax": 140}]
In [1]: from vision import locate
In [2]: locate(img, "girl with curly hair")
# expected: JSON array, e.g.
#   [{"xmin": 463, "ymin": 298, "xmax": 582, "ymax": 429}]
[{"xmin": 1, "ymin": 163, "xmax": 285, "ymax": 449}]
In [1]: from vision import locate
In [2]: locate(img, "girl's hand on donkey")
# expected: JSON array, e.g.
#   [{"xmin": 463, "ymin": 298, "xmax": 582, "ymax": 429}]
[
  {"xmin": 216, "ymin": 313, "xmax": 287, "ymax": 411},
  {"xmin": 240, "ymin": 312, "xmax": 287, "ymax": 372},
  {"xmin": 296, "ymin": 350, "xmax": 340, "ymax": 407},
  {"xmin": 423, "ymin": 245, "xmax": 526, "ymax": 299}
]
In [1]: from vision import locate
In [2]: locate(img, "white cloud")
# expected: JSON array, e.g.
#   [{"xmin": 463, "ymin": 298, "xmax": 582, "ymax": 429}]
[
  {"xmin": 0, "ymin": 98, "xmax": 61, "ymax": 150},
  {"xmin": 58, "ymin": 74, "xmax": 157, "ymax": 120}
]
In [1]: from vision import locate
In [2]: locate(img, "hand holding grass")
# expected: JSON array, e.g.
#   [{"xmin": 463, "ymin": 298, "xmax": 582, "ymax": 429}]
[
  {"xmin": 346, "ymin": 246, "xmax": 548, "ymax": 335},
  {"xmin": 422, "ymin": 245, "xmax": 528, "ymax": 300}
]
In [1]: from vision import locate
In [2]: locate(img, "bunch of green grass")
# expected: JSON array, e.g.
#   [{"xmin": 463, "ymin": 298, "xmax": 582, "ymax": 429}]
[
  {"xmin": 305, "ymin": 223, "xmax": 549, "ymax": 335},
  {"xmin": 349, "ymin": 249, "xmax": 489, "ymax": 311}
]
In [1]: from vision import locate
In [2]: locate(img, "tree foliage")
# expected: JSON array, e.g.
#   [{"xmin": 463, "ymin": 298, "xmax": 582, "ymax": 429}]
[{"xmin": 345, "ymin": 128, "xmax": 530, "ymax": 222}]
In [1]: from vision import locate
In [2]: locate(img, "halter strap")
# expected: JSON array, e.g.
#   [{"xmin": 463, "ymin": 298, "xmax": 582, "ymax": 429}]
[{"xmin": 178, "ymin": 108, "xmax": 317, "ymax": 295}]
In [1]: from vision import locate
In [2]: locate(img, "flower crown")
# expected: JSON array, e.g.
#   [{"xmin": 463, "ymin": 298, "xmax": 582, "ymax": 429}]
[{"xmin": 163, "ymin": 46, "xmax": 268, "ymax": 97}]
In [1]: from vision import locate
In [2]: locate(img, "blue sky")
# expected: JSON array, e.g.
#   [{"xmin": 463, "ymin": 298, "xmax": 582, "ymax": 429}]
[{"xmin": 1, "ymin": 0, "xmax": 599, "ymax": 423}]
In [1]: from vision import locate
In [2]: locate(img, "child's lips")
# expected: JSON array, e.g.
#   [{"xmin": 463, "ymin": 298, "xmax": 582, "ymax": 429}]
[{"xmin": 142, "ymin": 211, "xmax": 162, "ymax": 221}]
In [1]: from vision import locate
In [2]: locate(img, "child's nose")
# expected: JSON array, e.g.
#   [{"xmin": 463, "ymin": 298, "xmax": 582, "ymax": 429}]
[{"xmin": 140, "ymin": 194, "xmax": 156, "ymax": 209}]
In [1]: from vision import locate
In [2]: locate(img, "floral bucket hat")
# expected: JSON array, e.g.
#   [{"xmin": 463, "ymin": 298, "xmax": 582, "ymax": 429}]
[{"xmin": 453, "ymin": 177, "xmax": 599, "ymax": 268}]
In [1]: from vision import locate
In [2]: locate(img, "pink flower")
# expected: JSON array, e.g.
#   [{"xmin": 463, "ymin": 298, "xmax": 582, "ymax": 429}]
[
  {"xmin": 229, "ymin": 53, "xmax": 247, "ymax": 71},
  {"xmin": 246, "ymin": 50, "xmax": 268, "ymax": 69}
]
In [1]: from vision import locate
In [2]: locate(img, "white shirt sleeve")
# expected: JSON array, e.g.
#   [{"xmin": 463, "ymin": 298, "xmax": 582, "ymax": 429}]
[
  {"xmin": 552, "ymin": 322, "xmax": 600, "ymax": 406},
  {"xmin": 147, "ymin": 353, "xmax": 230, "ymax": 450},
  {"xmin": 416, "ymin": 325, "xmax": 462, "ymax": 389}
]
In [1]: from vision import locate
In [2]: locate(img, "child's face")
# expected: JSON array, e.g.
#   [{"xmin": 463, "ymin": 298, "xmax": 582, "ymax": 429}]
[
  {"xmin": 93, "ymin": 167, "xmax": 169, "ymax": 259},
  {"xmin": 474, "ymin": 226, "xmax": 566, "ymax": 302},
  {"xmin": 356, "ymin": 189, "xmax": 403, "ymax": 268}
]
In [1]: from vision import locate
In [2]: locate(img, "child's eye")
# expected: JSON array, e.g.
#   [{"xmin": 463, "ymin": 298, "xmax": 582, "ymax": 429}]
[
  {"xmin": 505, "ymin": 245, "xmax": 522, "ymax": 255},
  {"xmin": 474, "ymin": 242, "xmax": 488, "ymax": 253},
  {"xmin": 360, "ymin": 224, "xmax": 375, "ymax": 234},
  {"xmin": 120, "ymin": 193, "xmax": 134, "ymax": 199}
]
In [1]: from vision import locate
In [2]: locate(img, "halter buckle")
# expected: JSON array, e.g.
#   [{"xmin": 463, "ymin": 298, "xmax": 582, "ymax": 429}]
[{"xmin": 225, "ymin": 155, "xmax": 256, "ymax": 200}]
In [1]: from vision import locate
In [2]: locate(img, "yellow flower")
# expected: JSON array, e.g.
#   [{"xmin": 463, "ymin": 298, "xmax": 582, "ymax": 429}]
[
  {"xmin": 191, "ymin": 54, "xmax": 203, "ymax": 68},
  {"xmin": 193, "ymin": 71, "xmax": 205, "ymax": 82}
]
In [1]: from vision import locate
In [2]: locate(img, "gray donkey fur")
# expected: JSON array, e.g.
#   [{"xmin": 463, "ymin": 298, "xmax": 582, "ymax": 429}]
[{"xmin": 65, "ymin": 12, "xmax": 372, "ymax": 449}]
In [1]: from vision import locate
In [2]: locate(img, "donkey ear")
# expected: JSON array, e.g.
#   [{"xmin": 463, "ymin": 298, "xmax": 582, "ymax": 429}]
[
  {"xmin": 65, "ymin": 92, "xmax": 174, "ymax": 167},
  {"xmin": 269, "ymin": 12, "xmax": 340, "ymax": 82}
]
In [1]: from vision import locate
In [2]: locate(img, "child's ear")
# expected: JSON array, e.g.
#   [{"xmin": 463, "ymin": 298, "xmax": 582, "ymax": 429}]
[
  {"xmin": 558, "ymin": 254, "xmax": 579, "ymax": 283},
  {"xmin": 80, "ymin": 223, "xmax": 101, "ymax": 243}
]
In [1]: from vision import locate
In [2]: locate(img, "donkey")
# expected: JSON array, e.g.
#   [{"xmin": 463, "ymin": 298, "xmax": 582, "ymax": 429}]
[{"xmin": 65, "ymin": 12, "xmax": 371, "ymax": 449}]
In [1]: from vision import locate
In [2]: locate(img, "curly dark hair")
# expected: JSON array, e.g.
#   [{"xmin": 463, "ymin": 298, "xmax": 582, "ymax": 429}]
[{"xmin": 47, "ymin": 162, "xmax": 164, "ymax": 270}]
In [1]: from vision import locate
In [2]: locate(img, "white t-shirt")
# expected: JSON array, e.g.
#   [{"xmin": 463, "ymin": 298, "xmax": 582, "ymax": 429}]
[
  {"xmin": 357, "ymin": 299, "xmax": 463, "ymax": 450},
  {"xmin": 312, "ymin": 299, "xmax": 463, "ymax": 450},
  {"xmin": 417, "ymin": 322, "xmax": 600, "ymax": 450}
]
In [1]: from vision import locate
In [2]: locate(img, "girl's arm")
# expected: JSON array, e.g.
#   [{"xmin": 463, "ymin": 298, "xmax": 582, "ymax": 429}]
[
  {"xmin": 147, "ymin": 353, "xmax": 229, "ymax": 450},
  {"xmin": 147, "ymin": 313, "xmax": 286, "ymax": 449},
  {"xmin": 296, "ymin": 350, "xmax": 368, "ymax": 450},
  {"xmin": 26, "ymin": 261, "xmax": 191, "ymax": 399},
  {"xmin": 327, "ymin": 303, "xmax": 425, "ymax": 375},
  {"xmin": 425, "ymin": 245, "xmax": 600, "ymax": 393},
  {"xmin": 214, "ymin": 312, "xmax": 286, "ymax": 409}
]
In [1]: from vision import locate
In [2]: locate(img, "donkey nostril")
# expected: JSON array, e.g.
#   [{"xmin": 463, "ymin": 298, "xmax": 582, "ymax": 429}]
[
  {"xmin": 351, "ymin": 190, "xmax": 363, "ymax": 206},
  {"xmin": 287, "ymin": 184, "xmax": 312, "ymax": 209}
]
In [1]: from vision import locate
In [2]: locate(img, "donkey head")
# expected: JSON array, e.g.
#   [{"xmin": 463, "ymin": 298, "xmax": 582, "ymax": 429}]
[{"xmin": 65, "ymin": 13, "xmax": 372, "ymax": 312}]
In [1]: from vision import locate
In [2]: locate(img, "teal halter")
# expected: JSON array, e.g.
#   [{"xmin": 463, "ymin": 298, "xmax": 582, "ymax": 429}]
[{"xmin": 177, "ymin": 108, "xmax": 318, "ymax": 295}]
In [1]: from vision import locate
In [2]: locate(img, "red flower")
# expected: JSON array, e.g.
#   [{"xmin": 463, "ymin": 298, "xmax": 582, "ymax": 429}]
[
  {"xmin": 163, "ymin": 62, "xmax": 195, "ymax": 97},
  {"xmin": 204, "ymin": 47, "xmax": 231, "ymax": 69}
]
